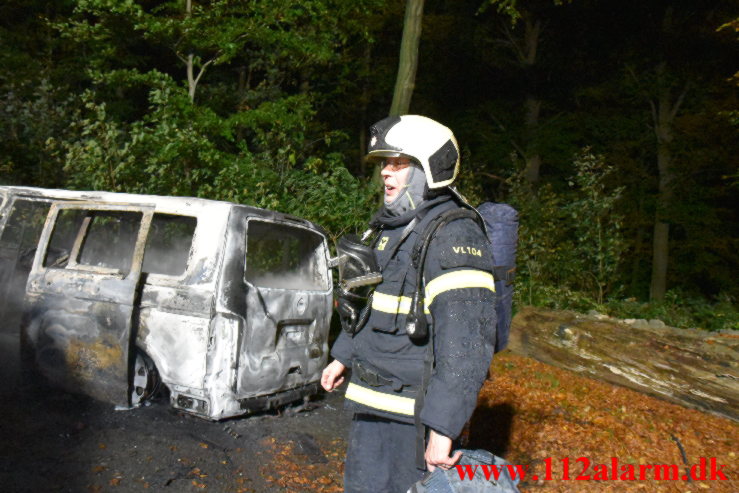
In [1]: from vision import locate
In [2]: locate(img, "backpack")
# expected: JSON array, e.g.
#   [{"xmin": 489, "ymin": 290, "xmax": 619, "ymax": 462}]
[
  {"xmin": 477, "ymin": 202, "xmax": 518, "ymax": 353},
  {"xmin": 406, "ymin": 203, "xmax": 518, "ymax": 352}
]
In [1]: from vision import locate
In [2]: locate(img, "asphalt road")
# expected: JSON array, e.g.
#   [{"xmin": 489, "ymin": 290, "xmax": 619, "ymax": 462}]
[{"xmin": 0, "ymin": 329, "xmax": 351, "ymax": 492}]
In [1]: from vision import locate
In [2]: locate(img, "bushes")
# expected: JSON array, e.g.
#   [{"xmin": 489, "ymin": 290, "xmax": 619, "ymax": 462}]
[
  {"xmin": 509, "ymin": 148, "xmax": 625, "ymax": 305},
  {"xmin": 506, "ymin": 148, "xmax": 737, "ymax": 332},
  {"xmin": 605, "ymin": 291, "xmax": 739, "ymax": 332}
]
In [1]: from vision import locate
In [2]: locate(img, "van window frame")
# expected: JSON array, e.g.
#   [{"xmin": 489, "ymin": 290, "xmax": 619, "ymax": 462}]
[
  {"xmin": 243, "ymin": 217, "xmax": 331, "ymax": 293},
  {"xmin": 38, "ymin": 202, "xmax": 153, "ymax": 279},
  {"xmin": 0, "ymin": 196, "xmax": 54, "ymax": 251},
  {"xmin": 140, "ymin": 212, "xmax": 198, "ymax": 282},
  {"xmin": 0, "ymin": 190, "xmax": 8, "ymax": 222}
]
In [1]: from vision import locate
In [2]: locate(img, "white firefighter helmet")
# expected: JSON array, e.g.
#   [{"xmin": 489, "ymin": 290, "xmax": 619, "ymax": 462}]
[{"xmin": 366, "ymin": 115, "xmax": 460, "ymax": 189}]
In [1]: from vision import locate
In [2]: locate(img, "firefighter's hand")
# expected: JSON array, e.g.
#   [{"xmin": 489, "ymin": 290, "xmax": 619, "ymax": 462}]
[
  {"xmin": 425, "ymin": 429, "xmax": 462, "ymax": 472},
  {"xmin": 321, "ymin": 360, "xmax": 346, "ymax": 392}
]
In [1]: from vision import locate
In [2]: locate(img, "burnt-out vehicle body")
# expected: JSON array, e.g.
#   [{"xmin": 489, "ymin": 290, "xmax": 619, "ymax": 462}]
[{"xmin": 0, "ymin": 186, "xmax": 332, "ymax": 419}]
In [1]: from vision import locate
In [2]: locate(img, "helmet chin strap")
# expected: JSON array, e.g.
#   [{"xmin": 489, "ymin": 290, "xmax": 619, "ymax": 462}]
[{"xmin": 384, "ymin": 165, "xmax": 427, "ymax": 216}]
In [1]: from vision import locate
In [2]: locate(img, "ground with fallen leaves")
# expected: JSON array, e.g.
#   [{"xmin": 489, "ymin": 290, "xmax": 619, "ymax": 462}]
[
  {"xmin": 470, "ymin": 352, "xmax": 737, "ymax": 492},
  {"xmin": 253, "ymin": 351, "xmax": 737, "ymax": 492},
  {"xmin": 1, "ymin": 332, "xmax": 736, "ymax": 492}
]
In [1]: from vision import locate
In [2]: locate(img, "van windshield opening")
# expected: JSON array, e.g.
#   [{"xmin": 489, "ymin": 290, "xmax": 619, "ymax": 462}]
[{"xmin": 245, "ymin": 221, "xmax": 328, "ymax": 291}]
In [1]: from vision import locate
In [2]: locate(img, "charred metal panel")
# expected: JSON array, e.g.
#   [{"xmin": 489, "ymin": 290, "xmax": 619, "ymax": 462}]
[
  {"xmin": 4, "ymin": 186, "xmax": 334, "ymax": 419},
  {"xmin": 25, "ymin": 202, "xmax": 153, "ymax": 407},
  {"xmin": 237, "ymin": 289, "xmax": 330, "ymax": 396},
  {"xmin": 137, "ymin": 308, "xmax": 209, "ymax": 389},
  {"xmin": 235, "ymin": 218, "xmax": 332, "ymax": 401},
  {"xmin": 23, "ymin": 296, "xmax": 134, "ymax": 404}
]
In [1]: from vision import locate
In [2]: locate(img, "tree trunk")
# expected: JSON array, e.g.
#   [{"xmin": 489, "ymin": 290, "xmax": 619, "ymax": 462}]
[
  {"xmin": 508, "ymin": 307, "xmax": 739, "ymax": 421},
  {"xmin": 650, "ymin": 125, "xmax": 672, "ymax": 301},
  {"xmin": 629, "ymin": 194, "xmax": 646, "ymax": 297},
  {"xmin": 389, "ymin": 0, "xmax": 425, "ymax": 116},
  {"xmin": 522, "ymin": 18, "xmax": 542, "ymax": 184},
  {"xmin": 648, "ymin": 63, "xmax": 687, "ymax": 301},
  {"xmin": 523, "ymin": 96, "xmax": 542, "ymax": 184},
  {"xmin": 502, "ymin": 15, "xmax": 542, "ymax": 185}
]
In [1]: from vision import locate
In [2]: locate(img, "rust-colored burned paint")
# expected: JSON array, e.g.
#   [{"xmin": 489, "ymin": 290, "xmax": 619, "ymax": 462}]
[{"xmin": 66, "ymin": 337, "xmax": 126, "ymax": 380}]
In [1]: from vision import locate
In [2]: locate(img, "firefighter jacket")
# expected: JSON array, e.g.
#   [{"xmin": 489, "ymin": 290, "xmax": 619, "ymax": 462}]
[{"xmin": 331, "ymin": 197, "xmax": 497, "ymax": 440}]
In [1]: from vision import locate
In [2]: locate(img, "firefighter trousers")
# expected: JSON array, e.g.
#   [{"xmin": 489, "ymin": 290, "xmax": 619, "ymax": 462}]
[{"xmin": 343, "ymin": 413, "xmax": 425, "ymax": 493}]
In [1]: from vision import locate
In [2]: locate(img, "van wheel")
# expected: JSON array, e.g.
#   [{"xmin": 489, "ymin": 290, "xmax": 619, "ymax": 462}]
[{"xmin": 131, "ymin": 351, "xmax": 159, "ymax": 406}]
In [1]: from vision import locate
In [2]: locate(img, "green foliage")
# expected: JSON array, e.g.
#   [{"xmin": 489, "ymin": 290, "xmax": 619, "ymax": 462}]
[
  {"xmin": 605, "ymin": 291, "xmax": 739, "ymax": 332},
  {"xmin": 34, "ymin": 0, "xmax": 382, "ymax": 239},
  {"xmin": 0, "ymin": 81, "xmax": 74, "ymax": 187},
  {"xmin": 565, "ymin": 150, "xmax": 625, "ymax": 302},
  {"xmin": 47, "ymin": 77, "xmax": 377, "ymax": 238},
  {"xmin": 509, "ymin": 148, "xmax": 625, "ymax": 304}
]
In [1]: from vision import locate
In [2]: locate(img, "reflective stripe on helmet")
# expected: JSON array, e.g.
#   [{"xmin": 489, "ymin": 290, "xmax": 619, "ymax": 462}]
[
  {"xmin": 424, "ymin": 269, "xmax": 495, "ymax": 307},
  {"xmin": 345, "ymin": 382, "xmax": 416, "ymax": 416}
]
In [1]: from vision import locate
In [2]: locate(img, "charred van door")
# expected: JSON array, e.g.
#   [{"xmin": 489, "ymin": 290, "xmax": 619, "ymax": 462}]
[
  {"xmin": 238, "ymin": 218, "xmax": 331, "ymax": 400},
  {"xmin": 24, "ymin": 202, "xmax": 153, "ymax": 407}
]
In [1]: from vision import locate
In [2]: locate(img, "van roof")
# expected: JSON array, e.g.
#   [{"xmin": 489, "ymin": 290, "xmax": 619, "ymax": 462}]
[{"xmin": 0, "ymin": 186, "xmax": 324, "ymax": 234}]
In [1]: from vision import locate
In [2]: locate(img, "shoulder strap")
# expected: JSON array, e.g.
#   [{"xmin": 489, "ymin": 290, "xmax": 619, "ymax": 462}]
[
  {"xmin": 406, "ymin": 208, "xmax": 481, "ymax": 339},
  {"xmin": 411, "ymin": 207, "xmax": 482, "ymax": 469}
]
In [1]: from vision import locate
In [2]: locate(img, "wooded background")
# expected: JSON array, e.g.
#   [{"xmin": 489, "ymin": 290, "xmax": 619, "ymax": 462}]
[{"xmin": 1, "ymin": 0, "xmax": 736, "ymax": 329}]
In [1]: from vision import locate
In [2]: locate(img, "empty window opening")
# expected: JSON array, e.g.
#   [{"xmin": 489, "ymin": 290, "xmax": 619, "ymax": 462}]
[
  {"xmin": 0, "ymin": 199, "xmax": 52, "ymax": 318},
  {"xmin": 142, "ymin": 213, "xmax": 196, "ymax": 277},
  {"xmin": 78, "ymin": 211, "xmax": 142, "ymax": 273},
  {"xmin": 245, "ymin": 221, "xmax": 328, "ymax": 291},
  {"xmin": 0, "ymin": 199, "xmax": 51, "ymax": 263},
  {"xmin": 45, "ymin": 208, "xmax": 86, "ymax": 268},
  {"xmin": 45, "ymin": 209, "xmax": 143, "ymax": 274}
]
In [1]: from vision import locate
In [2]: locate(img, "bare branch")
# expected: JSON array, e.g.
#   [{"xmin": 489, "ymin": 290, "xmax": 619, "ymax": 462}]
[
  {"xmin": 649, "ymin": 98, "xmax": 658, "ymax": 129},
  {"xmin": 670, "ymin": 82, "xmax": 690, "ymax": 121},
  {"xmin": 501, "ymin": 21, "xmax": 526, "ymax": 63},
  {"xmin": 487, "ymin": 113, "xmax": 526, "ymax": 157},
  {"xmin": 193, "ymin": 52, "xmax": 220, "ymax": 88},
  {"xmin": 480, "ymin": 172, "xmax": 506, "ymax": 182}
]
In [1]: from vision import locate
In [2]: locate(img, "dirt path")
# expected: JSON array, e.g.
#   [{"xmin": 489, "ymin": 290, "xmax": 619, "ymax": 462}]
[
  {"xmin": 2, "ymin": 321, "xmax": 736, "ymax": 492},
  {"xmin": 0, "ymin": 329, "xmax": 351, "ymax": 493}
]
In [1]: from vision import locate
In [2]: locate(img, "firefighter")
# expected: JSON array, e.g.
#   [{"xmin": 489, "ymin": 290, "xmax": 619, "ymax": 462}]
[{"xmin": 322, "ymin": 115, "xmax": 496, "ymax": 493}]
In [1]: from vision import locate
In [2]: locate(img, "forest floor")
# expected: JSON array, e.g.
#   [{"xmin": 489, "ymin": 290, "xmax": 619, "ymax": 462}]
[
  {"xmin": 1, "ymin": 329, "xmax": 736, "ymax": 492},
  {"xmin": 239, "ymin": 351, "xmax": 739, "ymax": 493}
]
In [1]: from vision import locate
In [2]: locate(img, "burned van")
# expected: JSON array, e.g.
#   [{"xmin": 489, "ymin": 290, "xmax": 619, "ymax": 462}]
[{"xmin": 0, "ymin": 186, "xmax": 332, "ymax": 420}]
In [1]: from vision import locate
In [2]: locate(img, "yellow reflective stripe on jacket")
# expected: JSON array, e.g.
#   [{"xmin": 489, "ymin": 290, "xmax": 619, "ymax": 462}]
[
  {"xmin": 345, "ymin": 382, "xmax": 415, "ymax": 416},
  {"xmin": 371, "ymin": 292, "xmax": 431, "ymax": 315},
  {"xmin": 372, "ymin": 291, "xmax": 412, "ymax": 314},
  {"xmin": 424, "ymin": 269, "xmax": 495, "ymax": 307}
]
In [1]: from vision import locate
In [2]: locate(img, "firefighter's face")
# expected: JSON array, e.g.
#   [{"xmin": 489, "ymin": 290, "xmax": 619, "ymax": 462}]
[{"xmin": 381, "ymin": 157, "xmax": 412, "ymax": 202}]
